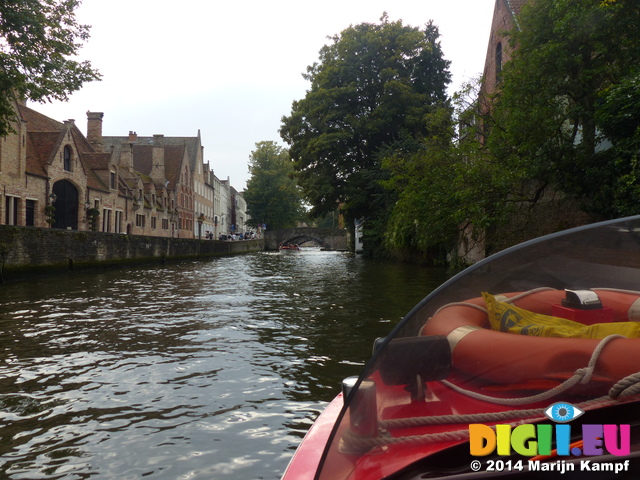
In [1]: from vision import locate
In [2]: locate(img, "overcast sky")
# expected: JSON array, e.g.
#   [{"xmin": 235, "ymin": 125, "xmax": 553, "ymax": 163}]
[{"xmin": 37, "ymin": 0, "xmax": 496, "ymax": 191}]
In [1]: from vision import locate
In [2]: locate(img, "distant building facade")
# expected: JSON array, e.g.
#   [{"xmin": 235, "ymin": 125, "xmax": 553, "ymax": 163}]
[{"xmin": 0, "ymin": 99, "xmax": 247, "ymax": 237}]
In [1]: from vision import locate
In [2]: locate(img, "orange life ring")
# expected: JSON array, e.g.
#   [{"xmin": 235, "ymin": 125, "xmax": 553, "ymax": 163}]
[{"xmin": 420, "ymin": 288, "xmax": 640, "ymax": 393}]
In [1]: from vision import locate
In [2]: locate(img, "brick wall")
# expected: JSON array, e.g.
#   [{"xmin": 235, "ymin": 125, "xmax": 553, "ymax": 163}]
[{"xmin": 0, "ymin": 225, "xmax": 264, "ymax": 282}]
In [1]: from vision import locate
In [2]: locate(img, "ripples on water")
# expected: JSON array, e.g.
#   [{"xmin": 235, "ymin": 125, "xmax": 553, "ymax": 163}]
[{"xmin": 0, "ymin": 249, "xmax": 449, "ymax": 479}]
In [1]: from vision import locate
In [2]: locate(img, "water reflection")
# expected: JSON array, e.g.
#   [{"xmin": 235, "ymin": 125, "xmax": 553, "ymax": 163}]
[{"xmin": 0, "ymin": 250, "xmax": 449, "ymax": 479}]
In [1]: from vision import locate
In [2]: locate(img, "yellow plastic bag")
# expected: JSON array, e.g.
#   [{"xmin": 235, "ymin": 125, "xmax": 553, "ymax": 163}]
[{"xmin": 482, "ymin": 292, "xmax": 640, "ymax": 339}]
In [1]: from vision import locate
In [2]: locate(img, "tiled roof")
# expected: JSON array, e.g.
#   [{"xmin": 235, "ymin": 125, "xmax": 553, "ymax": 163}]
[
  {"xmin": 19, "ymin": 104, "xmax": 64, "ymax": 175},
  {"xmin": 18, "ymin": 104, "xmax": 113, "ymax": 189},
  {"xmin": 163, "ymin": 144, "xmax": 186, "ymax": 189},
  {"xmin": 18, "ymin": 104, "xmax": 64, "ymax": 132},
  {"xmin": 104, "ymin": 134, "xmax": 202, "ymax": 171},
  {"xmin": 25, "ymin": 131, "xmax": 58, "ymax": 176},
  {"xmin": 132, "ymin": 145, "xmax": 154, "ymax": 176}
]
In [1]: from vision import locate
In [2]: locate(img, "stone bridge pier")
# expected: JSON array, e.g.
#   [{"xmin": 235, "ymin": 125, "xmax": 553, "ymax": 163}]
[{"xmin": 264, "ymin": 227, "xmax": 349, "ymax": 251}]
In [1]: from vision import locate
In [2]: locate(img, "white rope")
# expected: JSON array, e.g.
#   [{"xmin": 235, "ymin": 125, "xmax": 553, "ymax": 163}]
[
  {"xmin": 379, "ymin": 407, "xmax": 546, "ymax": 429},
  {"xmin": 439, "ymin": 334, "xmax": 624, "ymax": 406},
  {"xmin": 341, "ymin": 426, "xmax": 471, "ymax": 451},
  {"xmin": 432, "ymin": 301, "xmax": 487, "ymax": 316},
  {"xmin": 610, "ymin": 372, "xmax": 640, "ymax": 398},
  {"xmin": 592, "ymin": 287, "xmax": 640, "ymax": 295},
  {"xmin": 378, "ymin": 395, "xmax": 628, "ymax": 432},
  {"xmin": 342, "ymin": 389, "xmax": 640, "ymax": 452},
  {"xmin": 499, "ymin": 287, "xmax": 557, "ymax": 304}
]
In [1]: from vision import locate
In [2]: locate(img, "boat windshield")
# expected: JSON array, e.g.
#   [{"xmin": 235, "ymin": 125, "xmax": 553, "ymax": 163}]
[{"xmin": 316, "ymin": 215, "xmax": 640, "ymax": 480}]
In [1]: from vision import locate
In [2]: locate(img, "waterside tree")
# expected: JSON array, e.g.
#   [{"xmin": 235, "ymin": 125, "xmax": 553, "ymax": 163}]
[
  {"xmin": 280, "ymin": 14, "xmax": 451, "ymax": 257},
  {"xmin": 0, "ymin": 0, "xmax": 101, "ymax": 136},
  {"xmin": 244, "ymin": 141, "xmax": 304, "ymax": 231}
]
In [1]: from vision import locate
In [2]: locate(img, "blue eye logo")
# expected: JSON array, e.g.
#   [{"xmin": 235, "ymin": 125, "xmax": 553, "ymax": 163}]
[{"xmin": 544, "ymin": 402, "xmax": 584, "ymax": 423}]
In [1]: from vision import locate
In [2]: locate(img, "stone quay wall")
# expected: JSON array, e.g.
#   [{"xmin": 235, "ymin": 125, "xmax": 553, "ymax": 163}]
[{"xmin": 0, "ymin": 226, "xmax": 264, "ymax": 282}]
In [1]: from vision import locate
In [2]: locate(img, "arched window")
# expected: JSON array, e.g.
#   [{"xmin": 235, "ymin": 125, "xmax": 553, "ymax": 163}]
[
  {"xmin": 63, "ymin": 146, "xmax": 72, "ymax": 171},
  {"xmin": 495, "ymin": 42, "xmax": 503, "ymax": 85}
]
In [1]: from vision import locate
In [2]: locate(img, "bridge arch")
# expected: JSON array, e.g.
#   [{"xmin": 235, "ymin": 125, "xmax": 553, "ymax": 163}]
[
  {"xmin": 264, "ymin": 227, "xmax": 349, "ymax": 251},
  {"xmin": 280, "ymin": 234, "xmax": 328, "ymax": 248}
]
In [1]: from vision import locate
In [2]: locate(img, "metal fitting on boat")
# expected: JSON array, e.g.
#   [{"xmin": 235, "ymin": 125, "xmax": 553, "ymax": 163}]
[{"xmin": 342, "ymin": 376, "xmax": 377, "ymax": 437}]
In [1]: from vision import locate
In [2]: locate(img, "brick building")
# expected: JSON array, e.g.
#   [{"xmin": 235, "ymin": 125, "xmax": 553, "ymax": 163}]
[
  {"xmin": 0, "ymin": 98, "xmax": 247, "ymax": 237},
  {"xmin": 472, "ymin": 0, "xmax": 598, "ymax": 257},
  {"xmin": 481, "ymin": 0, "xmax": 528, "ymax": 100},
  {"xmin": 0, "ymin": 100, "xmax": 114, "ymax": 230}
]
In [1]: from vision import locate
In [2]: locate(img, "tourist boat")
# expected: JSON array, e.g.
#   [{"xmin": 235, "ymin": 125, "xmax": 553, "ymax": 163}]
[
  {"xmin": 279, "ymin": 243, "xmax": 301, "ymax": 252},
  {"xmin": 282, "ymin": 215, "xmax": 640, "ymax": 479}
]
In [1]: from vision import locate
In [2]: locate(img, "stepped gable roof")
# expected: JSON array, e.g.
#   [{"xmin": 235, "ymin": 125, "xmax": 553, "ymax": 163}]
[
  {"xmin": 127, "ymin": 133, "xmax": 201, "ymax": 170},
  {"xmin": 102, "ymin": 133, "xmax": 201, "ymax": 181},
  {"xmin": 151, "ymin": 134, "xmax": 201, "ymax": 172}
]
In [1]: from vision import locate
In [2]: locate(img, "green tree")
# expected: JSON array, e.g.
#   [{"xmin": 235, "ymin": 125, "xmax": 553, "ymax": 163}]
[
  {"xmin": 0, "ymin": 0, "xmax": 101, "ymax": 136},
  {"xmin": 280, "ymin": 14, "xmax": 451, "ymax": 254},
  {"xmin": 488, "ymin": 0, "xmax": 640, "ymax": 216},
  {"xmin": 382, "ymin": 79, "xmax": 516, "ymax": 263},
  {"xmin": 244, "ymin": 141, "xmax": 304, "ymax": 230},
  {"xmin": 592, "ymin": 72, "xmax": 640, "ymax": 216}
]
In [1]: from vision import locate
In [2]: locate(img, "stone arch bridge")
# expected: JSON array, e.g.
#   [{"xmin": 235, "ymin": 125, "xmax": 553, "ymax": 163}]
[{"xmin": 264, "ymin": 227, "xmax": 349, "ymax": 251}]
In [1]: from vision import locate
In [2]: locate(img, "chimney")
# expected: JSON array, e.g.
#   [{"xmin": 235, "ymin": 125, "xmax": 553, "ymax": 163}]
[
  {"xmin": 86, "ymin": 111, "xmax": 104, "ymax": 152},
  {"xmin": 128, "ymin": 131, "xmax": 138, "ymax": 143}
]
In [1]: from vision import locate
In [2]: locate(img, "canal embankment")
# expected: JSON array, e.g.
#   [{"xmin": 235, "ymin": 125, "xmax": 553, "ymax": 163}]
[{"xmin": 0, "ymin": 225, "xmax": 264, "ymax": 282}]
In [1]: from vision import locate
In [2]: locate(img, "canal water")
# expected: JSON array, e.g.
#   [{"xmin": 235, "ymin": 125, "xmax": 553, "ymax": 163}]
[{"xmin": 0, "ymin": 249, "xmax": 450, "ymax": 479}]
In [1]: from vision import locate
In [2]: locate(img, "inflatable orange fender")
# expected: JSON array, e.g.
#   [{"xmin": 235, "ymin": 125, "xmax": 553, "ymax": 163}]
[{"xmin": 420, "ymin": 289, "xmax": 640, "ymax": 390}]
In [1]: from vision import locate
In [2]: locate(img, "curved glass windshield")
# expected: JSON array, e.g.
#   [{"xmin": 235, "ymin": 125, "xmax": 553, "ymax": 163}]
[{"xmin": 316, "ymin": 215, "xmax": 640, "ymax": 480}]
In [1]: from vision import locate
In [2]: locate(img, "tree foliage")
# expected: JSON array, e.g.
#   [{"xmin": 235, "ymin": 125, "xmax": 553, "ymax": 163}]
[
  {"xmin": 243, "ymin": 141, "xmax": 304, "ymax": 231},
  {"xmin": 488, "ymin": 0, "xmax": 640, "ymax": 217},
  {"xmin": 0, "ymin": 0, "xmax": 101, "ymax": 136},
  {"xmin": 280, "ymin": 14, "xmax": 451, "ymax": 251},
  {"xmin": 382, "ymin": 79, "xmax": 518, "ymax": 263}
]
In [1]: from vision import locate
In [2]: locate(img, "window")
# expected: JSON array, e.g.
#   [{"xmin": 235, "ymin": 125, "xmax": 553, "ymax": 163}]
[
  {"xmin": 5, "ymin": 196, "xmax": 19, "ymax": 225},
  {"xmin": 110, "ymin": 172, "xmax": 116, "ymax": 189},
  {"xmin": 115, "ymin": 210, "xmax": 123, "ymax": 233},
  {"xmin": 162, "ymin": 218, "xmax": 169, "ymax": 230},
  {"xmin": 103, "ymin": 209, "xmax": 112, "ymax": 232},
  {"xmin": 151, "ymin": 216, "xmax": 157, "ymax": 229},
  {"xmin": 25, "ymin": 200, "xmax": 35, "ymax": 226},
  {"xmin": 136, "ymin": 214, "xmax": 145, "ymax": 227},
  {"xmin": 64, "ymin": 146, "xmax": 72, "ymax": 171},
  {"xmin": 495, "ymin": 42, "xmax": 503, "ymax": 85}
]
